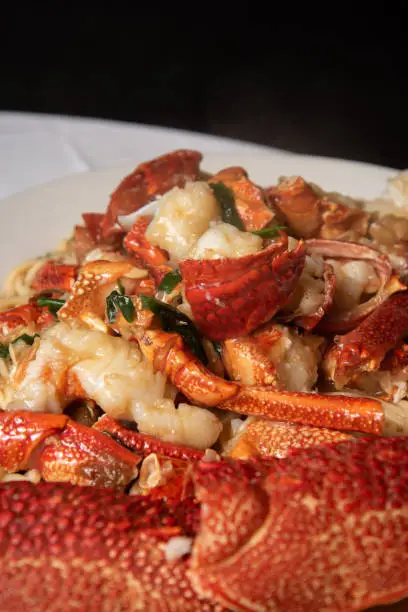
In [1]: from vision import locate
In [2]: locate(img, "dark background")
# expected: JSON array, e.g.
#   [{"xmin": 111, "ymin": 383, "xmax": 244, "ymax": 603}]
[
  {"xmin": 2, "ymin": 5, "xmax": 408, "ymax": 169},
  {"xmin": 2, "ymin": 9, "xmax": 408, "ymax": 612}
]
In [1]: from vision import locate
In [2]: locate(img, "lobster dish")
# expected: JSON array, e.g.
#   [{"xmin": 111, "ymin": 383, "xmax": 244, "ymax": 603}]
[{"xmin": 0, "ymin": 150, "xmax": 407, "ymax": 610}]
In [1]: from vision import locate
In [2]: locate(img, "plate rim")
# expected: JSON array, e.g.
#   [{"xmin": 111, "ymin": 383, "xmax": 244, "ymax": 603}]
[
  {"xmin": 0, "ymin": 150, "xmax": 399, "ymax": 285},
  {"xmin": 0, "ymin": 150, "xmax": 398, "ymax": 208}
]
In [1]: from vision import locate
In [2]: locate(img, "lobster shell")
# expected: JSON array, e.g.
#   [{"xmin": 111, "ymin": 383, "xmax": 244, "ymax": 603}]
[{"xmin": 0, "ymin": 437, "xmax": 407, "ymax": 611}]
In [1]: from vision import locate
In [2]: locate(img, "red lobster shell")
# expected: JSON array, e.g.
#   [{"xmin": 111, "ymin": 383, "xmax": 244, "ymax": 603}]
[
  {"xmin": 180, "ymin": 236, "xmax": 305, "ymax": 341},
  {"xmin": 0, "ymin": 437, "xmax": 407, "ymax": 610}
]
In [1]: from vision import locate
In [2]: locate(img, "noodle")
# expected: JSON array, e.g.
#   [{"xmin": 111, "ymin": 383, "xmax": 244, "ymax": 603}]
[{"xmin": 0, "ymin": 238, "xmax": 76, "ymax": 312}]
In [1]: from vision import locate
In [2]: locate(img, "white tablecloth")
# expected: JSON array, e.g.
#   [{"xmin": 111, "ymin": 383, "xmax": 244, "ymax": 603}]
[{"xmin": 0, "ymin": 112, "xmax": 288, "ymax": 199}]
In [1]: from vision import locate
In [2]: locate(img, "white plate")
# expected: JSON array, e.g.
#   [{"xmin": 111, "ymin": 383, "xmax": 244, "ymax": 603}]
[{"xmin": 0, "ymin": 152, "xmax": 396, "ymax": 284}]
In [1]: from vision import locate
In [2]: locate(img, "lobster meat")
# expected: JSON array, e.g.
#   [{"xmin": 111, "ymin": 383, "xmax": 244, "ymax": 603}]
[
  {"xmin": 101, "ymin": 149, "xmax": 203, "ymax": 237},
  {"xmin": 305, "ymin": 239, "xmax": 405, "ymax": 333},
  {"xmin": 0, "ymin": 436, "xmax": 407, "ymax": 610}
]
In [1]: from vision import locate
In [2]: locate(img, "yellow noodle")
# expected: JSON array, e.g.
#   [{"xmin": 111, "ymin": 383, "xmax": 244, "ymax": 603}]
[
  {"xmin": 0, "ymin": 359, "xmax": 10, "ymax": 380},
  {"xmin": 0, "ymin": 238, "xmax": 76, "ymax": 313},
  {"xmin": 0, "ymin": 363, "xmax": 15, "ymax": 409}
]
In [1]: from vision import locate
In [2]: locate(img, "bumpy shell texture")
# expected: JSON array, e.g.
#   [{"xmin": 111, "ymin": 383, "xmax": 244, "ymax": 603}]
[{"xmin": 0, "ymin": 437, "xmax": 407, "ymax": 611}]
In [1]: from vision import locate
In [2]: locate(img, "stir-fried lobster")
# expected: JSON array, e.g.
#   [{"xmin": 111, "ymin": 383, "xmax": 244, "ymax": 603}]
[{"xmin": 2, "ymin": 150, "xmax": 408, "ymax": 610}]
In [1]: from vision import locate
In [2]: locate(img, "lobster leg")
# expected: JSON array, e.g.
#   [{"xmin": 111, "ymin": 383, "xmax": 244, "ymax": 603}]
[
  {"xmin": 94, "ymin": 414, "xmax": 204, "ymax": 462},
  {"xmin": 219, "ymin": 386, "xmax": 384, "ymax": 435},
  {"xmin": 140, "ymin": 330, "xmax": 387, "ymax": 435}
]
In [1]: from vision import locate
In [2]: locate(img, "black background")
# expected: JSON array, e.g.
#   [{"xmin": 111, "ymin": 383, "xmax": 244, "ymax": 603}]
[{"xmin": 2, "ymin": 4, "xmax": 408, "ymax": 169}]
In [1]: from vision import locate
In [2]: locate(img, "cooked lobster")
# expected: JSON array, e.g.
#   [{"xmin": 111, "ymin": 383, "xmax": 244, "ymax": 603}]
[{"xmin": 0, "ymin": 150, "xmax": 408, "ymax": 610}]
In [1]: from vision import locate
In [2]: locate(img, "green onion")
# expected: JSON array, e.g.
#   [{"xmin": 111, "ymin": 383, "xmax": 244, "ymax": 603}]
[
  {"xmin": 117, "ymin": 279, "xmax": 125, "ymax": 295},
  {"xmin": 117, "ymin": 295, "xmax": 135, "ymax": 322},
  {"xmin": 140, "ymin": 295, "xmax": 208, "ymax": 364},
  {"xmin": 36, "ymin": 296, "xmax": 65, "ymax": 316},
  {"xmin": 106, "ymin": 291, "xmax": 119, "ymax": 323},
  {"xmin": 210, "ymin": 182, "xmax": 245, "ymax": 230},
  {"xmin": 12, "ymin": 333, "xmax": 40, "ymax": 346},
  {"xmin": 212, "ymin": 341, "xmax": 223, "ymax": 359},
  {"xmin": 0, "ymin": 344, "xmax": 9, "ymax": 359},
  {"xmin": 158, "ymin": 270, "xmax": 182, "ymax": 294},
  {"xmin": 0, "ymin": 333, "xmax": 40, "ymax": 361},
  {"xmin": 106, "ymin": 290, "xmax": 135, "ymax": 323},
  {"xmin": 251, "ymin": 225, "xmax": 288, "ymax": 238}
]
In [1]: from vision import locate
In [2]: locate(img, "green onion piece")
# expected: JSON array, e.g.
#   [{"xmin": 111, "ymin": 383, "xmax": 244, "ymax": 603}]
[
  {"xmin": 36, "ymin": 296, "xmax": 65, "ymax": 316},
  {"xmin": 140, "ymin": 295, "xmax": 208, "ymax": 364},
  {"xmin": 0, "ymin": 333, "xmax": 41, "ymax": 360},
  {"xmin": 212, "ymin": 341, "xmax": 223, "ymax": 359},
  {"xmin": 116, "ymin": 295, "xmax": 135, "ymax": 322},
  {"xmin": 251, "ymin": 225, "xmax": 288, "ymax": 238},
  {"xmin": 106, "ymin": 291, "xmax": 119, "ymax": 323},
  {"xmin": 158, "ymin": 270, "xmax": 182, "ymax": 294},
  {"xmin": 117, "ymin": 279, "xmax": 125, "ymax": 295},
  {"xmin": 210, "ymin": 182, "xmax": 245, "ymax": 230},
  {"xmin": 106, "ymin": 290, "xmax": 135, "ymax": 323},
  {"xmin": 12, "ymin": 333, "xmax": 40, "ymax": 346}
]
